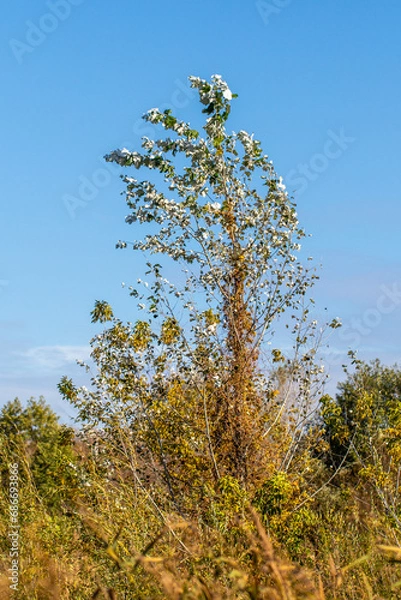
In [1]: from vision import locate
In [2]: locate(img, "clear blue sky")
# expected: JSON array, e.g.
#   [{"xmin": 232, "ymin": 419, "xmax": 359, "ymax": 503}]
[{"xmin": 1, "ymin": 0, "xmax": 401, "ymax": 419}]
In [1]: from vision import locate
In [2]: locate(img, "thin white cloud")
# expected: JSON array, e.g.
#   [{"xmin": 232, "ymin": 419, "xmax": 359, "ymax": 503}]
[
  {"xmin": 14, "ymin": 345, "xmax": 91, "ymax": 371},
  {"xmin": 0, "ymin": 345, "xmax": 92, "ymax": 418}
]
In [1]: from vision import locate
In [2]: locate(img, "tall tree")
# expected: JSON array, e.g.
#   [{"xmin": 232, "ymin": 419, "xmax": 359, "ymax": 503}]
[{"xmin": 61, "ymin": 75, "xmax": 316, "ymax": 493}]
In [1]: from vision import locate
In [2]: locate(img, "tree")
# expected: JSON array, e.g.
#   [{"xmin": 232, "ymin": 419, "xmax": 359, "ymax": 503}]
[
  {"xmin": 0, "ymin": 397, "xmax": 78, "ymax": 510},
  {"xmin": 60, "ymin": 75, "xmax": 317, "ymax": 499},
  {"xmin": 320, "ymin": 358, "xmax": 401, "ymax": 527}
]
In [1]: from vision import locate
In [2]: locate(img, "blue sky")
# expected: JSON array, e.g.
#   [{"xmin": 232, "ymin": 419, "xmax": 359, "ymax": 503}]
[{"xmin": 1, "ymin": 0, "xmax": 401, "ymax": 420}]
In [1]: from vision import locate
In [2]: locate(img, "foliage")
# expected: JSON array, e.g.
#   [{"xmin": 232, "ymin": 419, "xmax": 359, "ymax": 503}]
[
  {"xmin": 320, "ymin": 359, "xmax": 401, "ymax": 528},
  {"xmin": 1, "ymin": 406, "xmax": 401, "ymax": 598},
  {"xmin": 0, "ymin": 397, "xmax": 79, "ymax": 511}
]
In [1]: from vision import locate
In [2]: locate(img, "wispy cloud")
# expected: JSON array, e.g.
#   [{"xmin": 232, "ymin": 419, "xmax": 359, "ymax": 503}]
[
  {"xmin": 0, "ymin": 344, "xmax": 91, "ymax": 421},
  {"xmin": 13, "ymin": 345, "xmax": 91, "ymax": 372}
]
